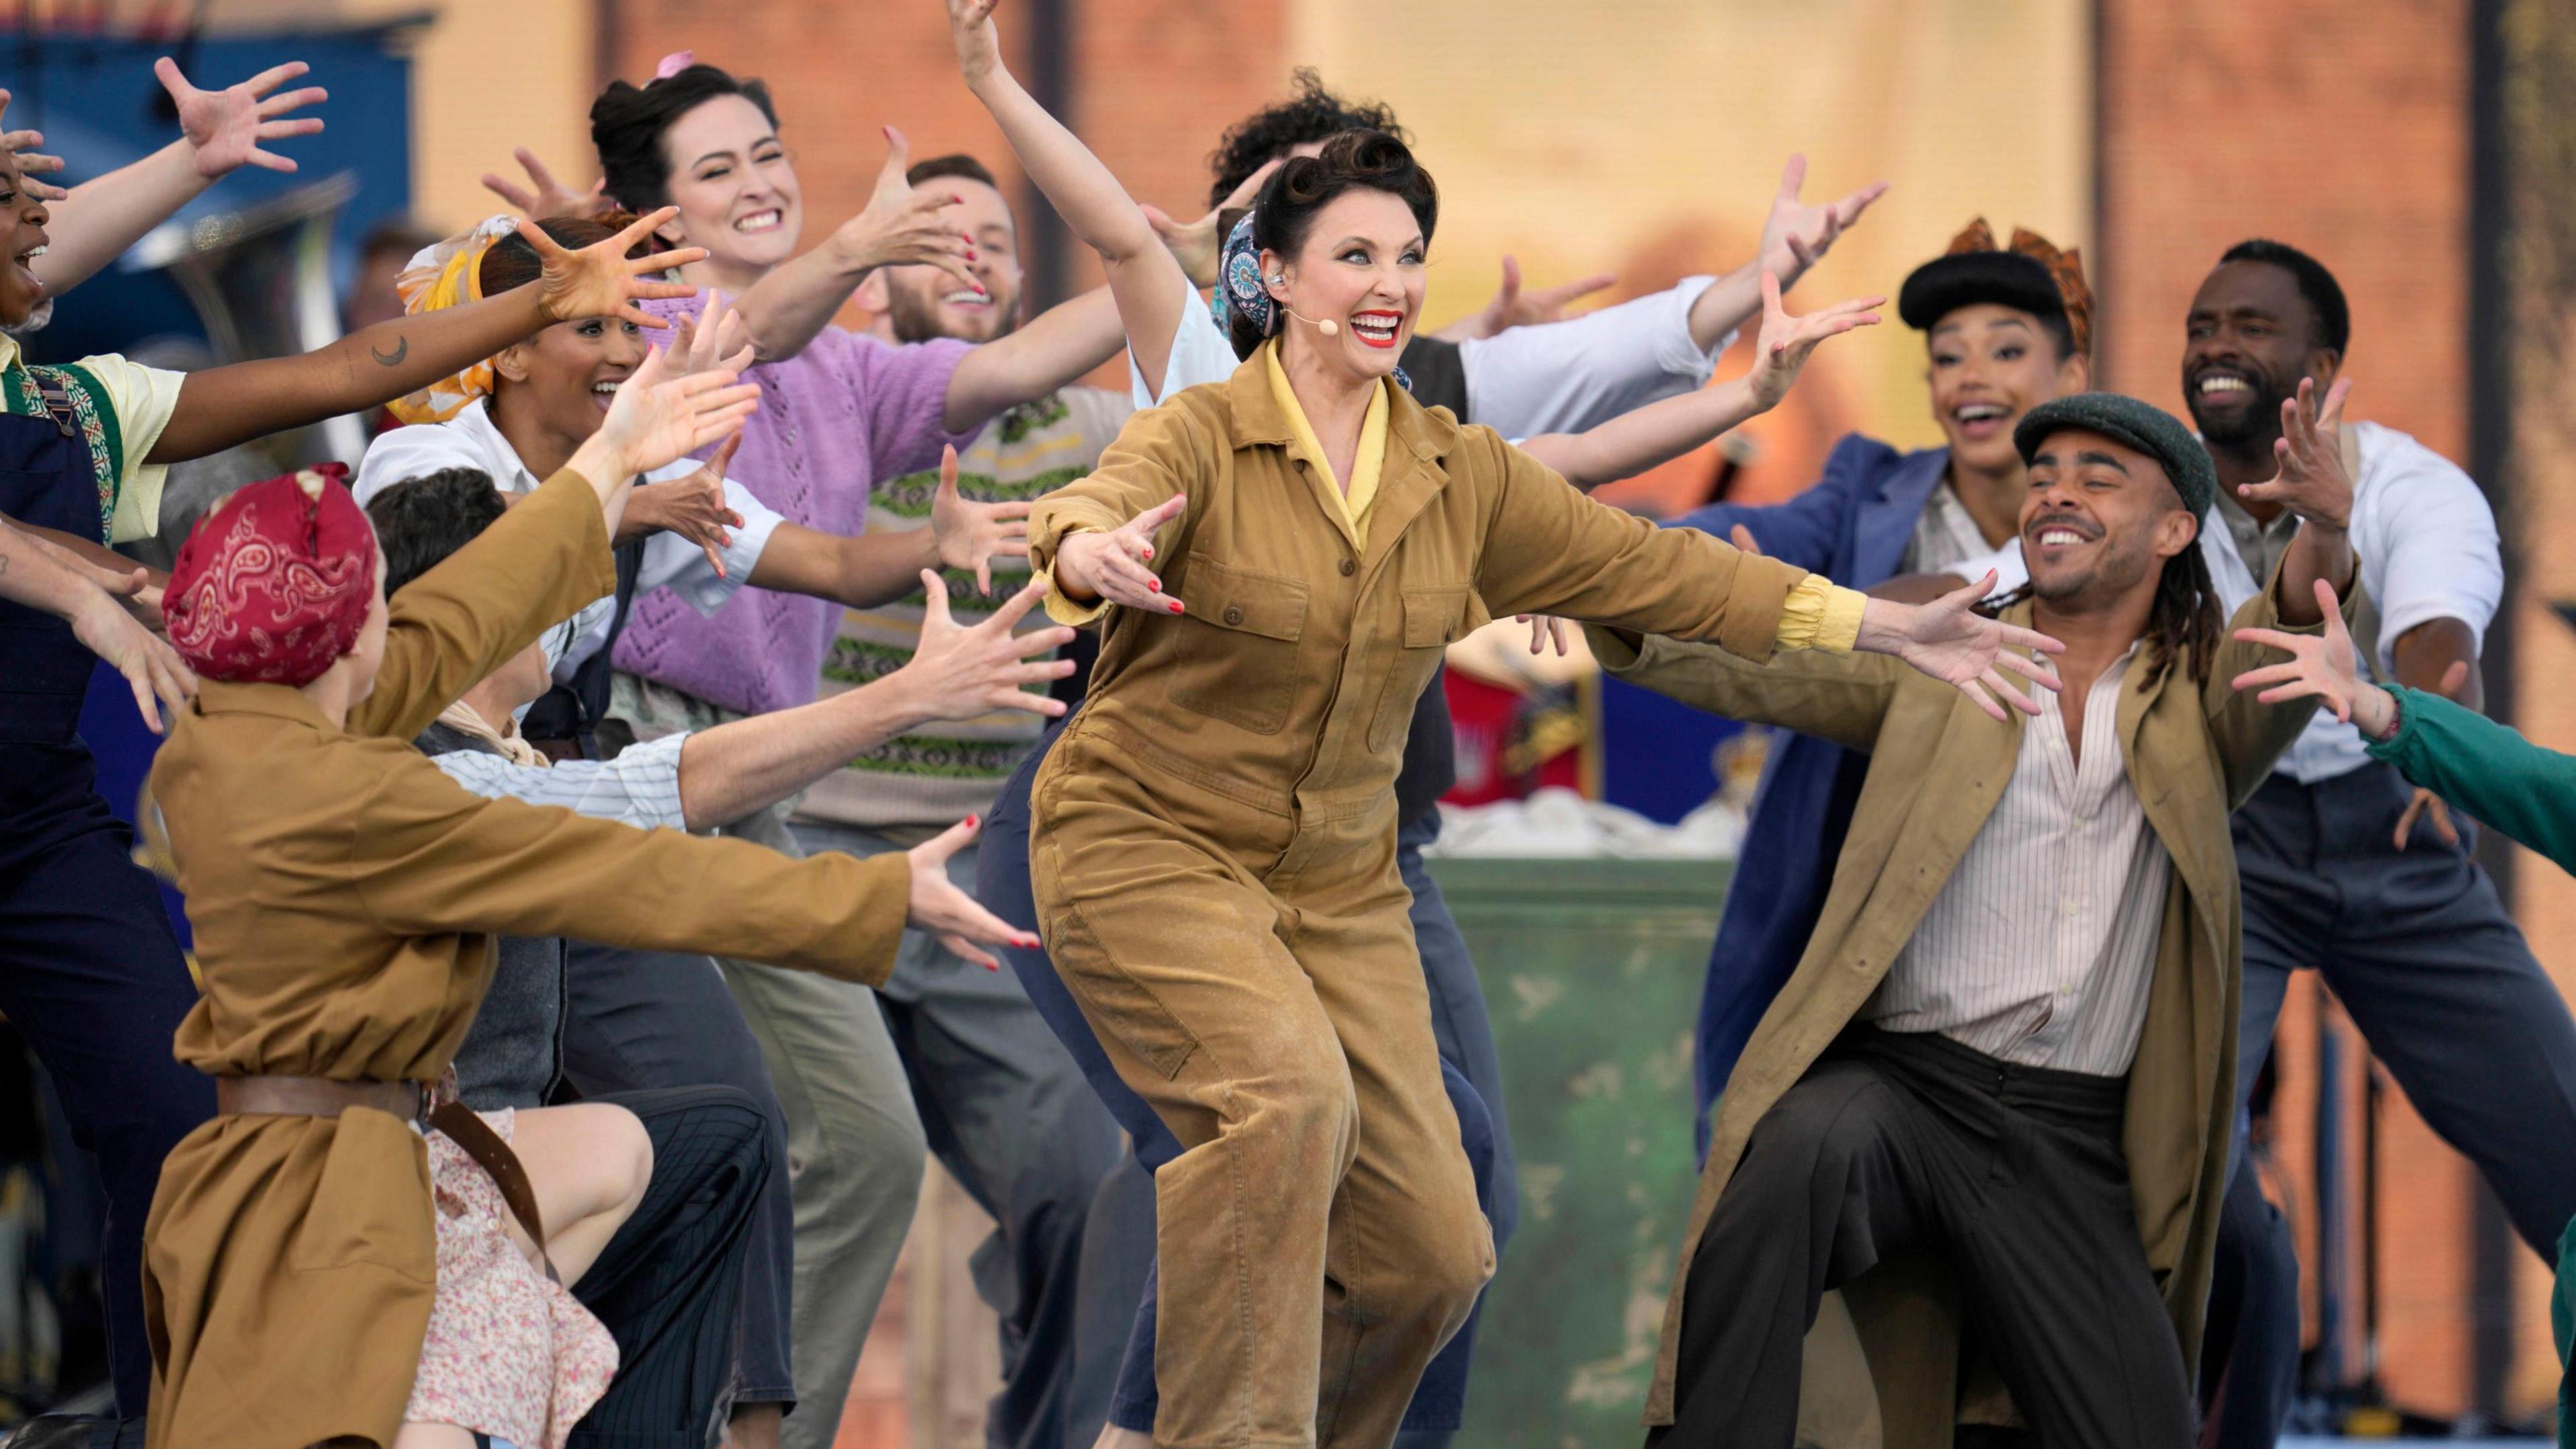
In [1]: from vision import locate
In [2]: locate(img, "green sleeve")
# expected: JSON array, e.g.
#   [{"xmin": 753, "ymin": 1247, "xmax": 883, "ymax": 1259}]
[{"xmin": 2365, "ymin": 685, "xmax": 2576, "ymax": 875}]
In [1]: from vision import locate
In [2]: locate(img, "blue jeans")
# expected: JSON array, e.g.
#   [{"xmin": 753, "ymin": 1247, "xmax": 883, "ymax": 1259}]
[{"xmin": 977, "ymin": 723, "xmax": 1516, "ymax": 1441}]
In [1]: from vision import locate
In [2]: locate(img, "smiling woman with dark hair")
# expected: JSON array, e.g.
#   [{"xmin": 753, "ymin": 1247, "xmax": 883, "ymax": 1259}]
[{"xmin": 1018, "ymin": 125, "xmax": 2059, "ymax": 1448}]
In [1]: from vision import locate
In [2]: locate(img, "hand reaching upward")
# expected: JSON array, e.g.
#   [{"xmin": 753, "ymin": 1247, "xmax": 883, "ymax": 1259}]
[
  {"xmin": 585, "ymin": 343, "xmax": 761, "ymax": 481},
  {"xmin": 1140, "ymin": 160, "xmax": 1281, "ymax": 290},
  {"xmin": 1744, "ymin": 270, "xmax": 1882, "ymax": 411},
  {"xmin": 826, "ymin": 126, "xmax": 980, "ymax": 295},
  {"xmin": 482, "ymin": 148, "xmax": 612, "ymax": 221},
  {"xmin": 157, "ymin": 57, "xmax": 329, "ymax": 178},
  {"xmin": 2235, "ymin": 375, "xmax": 2355, "ymax": 530},
  {"xmin": 1439, "ymin": 256, "xmax": 1620, "ymax": 343},
  {"xmin": 1758, "ymin": 154, "xmax": 1888, "ymax": 289},
  {"xmin": 928, "ymin": 445, "xmax": 1032, "ymax": 595},
  {"xmin": 522, "ymin": 208, "xmax": 706, "ymax": 328},
  {"xmin": 2231, "ymin": 576, "xmax": 2394, "ymax": 737},
  {"xmin": 0, "ymin": 91, "xmax": 66, "ymax": 201}
]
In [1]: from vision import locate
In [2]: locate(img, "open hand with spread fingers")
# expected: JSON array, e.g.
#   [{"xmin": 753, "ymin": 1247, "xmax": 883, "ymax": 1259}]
[
  {"xmin": 928, "ymin": 445, "xmax": 1032, "ymax": 596},
  {"xmin": 1442, "ymin": 256, "xmax": 1619, "ymax": 343},
  {"xmin": 2231, "ymin": 576, "xmax": 2395, "ymax": 738},
  {"xmin": 897, "ymin": 572, "xmax": 1078, "ymax": 722},
  {"xmin": 666, "ymin": 287, "xmax": 757, "ymax": 382},
  {"xmin": 0, "ymin": 91, "xmax": 66, "ymax": 201},
  {"xmin": 1746, "ymin": 270, "xmax": 1882, "ymax": 411},
  {"xmin": 626, "ymin": 432, "xmax": 747, "ymax": 573},
  {"xmin": 482, "ymin": 148, "xmax": 612, "ymax": 221},
  {"xmin": 589, "ymin": 343, "xmax": 761, "ymax": 480},
  {"xmin": 158, "ymin": 57, "xmax": 329, "ymax": 179},
  {"xmin": 1856, "ymin": 570, "xmax": 2064, "ymax": 722},
  {"xmin": 1052, "ymin": 494, "xmax": 1189, "ymax": 614},
  {"xmin": 1141, "ymin": 159, "xmax": 1281, "ymax": 290},
  {"xmin": 907, "ymin": 815, "xmax": 1046, "ymax": 970},
  {"xmin": 1759, "ymin": 153, "xmax": 1888, "ymax": 287},
  {"xmin": 523, "ymin": 208, "xmax": 706, "ymax": 328},
  {"xmin": 2235, "ymin": 375, "xmax": 2355, "ymax": 529},
  {"xmin": 826, "ymin": 126, "xmax": 980, "ymax": 297}
]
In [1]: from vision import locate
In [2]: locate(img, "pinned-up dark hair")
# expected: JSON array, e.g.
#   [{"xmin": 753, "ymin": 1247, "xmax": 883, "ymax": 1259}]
[
  {"xmin": 475, "ymin": 215, "xmax": 643, "ymax": 298},
  {"xmin": 1227, "ymin": 129, "xmax": 1438, "ymax": 360},
  {"xmin": 591, "ymin": 62, "xmax": 782, "ymax": 213}
]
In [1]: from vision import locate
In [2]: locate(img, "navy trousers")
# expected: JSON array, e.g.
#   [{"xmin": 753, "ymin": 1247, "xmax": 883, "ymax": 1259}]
[
  {"xmin": 978, "ymin": 725, "xmax": 1517, "ymax": 1442},
  {"xmin": 2208, "ymin": 760, "xmax": 2576, "ymax": 1444},
  {"xmin": 0, "ymin": 746, "xmax": 212, "ymax": 1417}
]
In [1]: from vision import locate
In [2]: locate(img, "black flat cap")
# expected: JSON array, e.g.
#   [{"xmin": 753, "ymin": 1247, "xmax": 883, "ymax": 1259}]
[
  {"xmin": 1897, "ymin": 249, "xmax": 2069, "ymax": 335},
  {"xmin": 2014, "ymin": 392, "xmax": 2217, "ymax": 519}
]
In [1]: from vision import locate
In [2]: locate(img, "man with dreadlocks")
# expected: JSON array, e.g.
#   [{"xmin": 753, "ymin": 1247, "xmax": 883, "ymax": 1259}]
[{"xmin": 1588, "ymin": 386, "xmax": 2358, "ymax": 1448}]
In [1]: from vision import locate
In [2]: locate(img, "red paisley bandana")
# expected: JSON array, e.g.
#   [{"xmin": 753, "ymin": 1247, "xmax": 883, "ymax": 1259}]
[{"xmin": 164, "ymin": 464, "xmax": 380, "ymax": 688}]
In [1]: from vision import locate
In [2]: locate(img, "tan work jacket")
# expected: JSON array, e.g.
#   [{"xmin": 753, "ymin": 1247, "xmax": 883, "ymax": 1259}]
[
  {"xmin": 142, "ymin": 470, "xmax": 912, "ymax": 1449},
  {"xmin": 1590, "ymin": 582, "xmax": 2345, "ymax": 1442},
  {"xmin": 1028, "ymin": 350, "xmax": 1831, "ymax": 835}
]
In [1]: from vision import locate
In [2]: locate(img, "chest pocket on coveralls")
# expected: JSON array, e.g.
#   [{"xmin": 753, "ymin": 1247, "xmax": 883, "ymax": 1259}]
[
  {"xmin": 1368, "ymin": 586, "xmax": 1468, "ymax": 752},
  {"xmin": 1165, "ymin": 552, "xmax": 1309, "ymax": 735}
]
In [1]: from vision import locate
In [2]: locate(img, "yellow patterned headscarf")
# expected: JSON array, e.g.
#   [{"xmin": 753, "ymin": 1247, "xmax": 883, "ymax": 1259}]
[{"xmin": 386, "ymin": 215, "xmax": 521, "ymax": 425}]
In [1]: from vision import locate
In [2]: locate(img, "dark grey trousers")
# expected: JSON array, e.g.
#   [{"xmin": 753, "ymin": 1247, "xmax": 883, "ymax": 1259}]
[
  {"xmin": 1652, "ymin": 1028, "xmax": 2194, "ymax": 1449},
  {"xmin": 2206, "ymin": 759, "xmax": 2576, "ymax": 1444},
  {"xmin": 559, "ymin": 945, "xmax": 798, "ymax": 1410}
]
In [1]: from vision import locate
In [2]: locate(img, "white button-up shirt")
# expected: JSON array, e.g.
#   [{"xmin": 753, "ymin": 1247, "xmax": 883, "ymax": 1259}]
[
  {"xmin": 1863, "ymin": 648, "xmax": 2171, "ymax": 1076},
  {"xmin": 353, "ymin": 399, "xmax": 784, "ymax": 682},
  {"xmin": 1965, "ymin": 421, "xmax": 2502, "ymax": 784}
]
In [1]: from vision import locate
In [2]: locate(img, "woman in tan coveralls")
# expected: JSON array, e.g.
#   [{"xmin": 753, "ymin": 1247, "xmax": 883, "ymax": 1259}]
[
  {"xmin": 140, "ymin": 326, "xmax": 1035, "ymax": 1446},
  {"xmin": 1024, "ymin": 131, "xmax": 2063, "ymax": 1449}
]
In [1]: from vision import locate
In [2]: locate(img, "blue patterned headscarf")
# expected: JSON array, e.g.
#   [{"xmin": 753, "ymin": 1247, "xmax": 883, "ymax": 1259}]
[
  {"xmin": 1214, "ymin": 211, "xmax": 1275, "ymax": 341},
  {"xmin": 1210, "ymin": 208, "xmax": 1409, "ymax": 391}
]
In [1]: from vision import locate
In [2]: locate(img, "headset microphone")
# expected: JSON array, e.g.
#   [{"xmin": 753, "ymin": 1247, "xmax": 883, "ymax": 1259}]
[{"xmin": 1287, "ymin": 309, "xmax": 1340, "ymax": 337}]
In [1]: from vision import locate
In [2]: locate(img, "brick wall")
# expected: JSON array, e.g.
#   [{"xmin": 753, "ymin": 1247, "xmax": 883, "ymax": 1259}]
[
  {"xmin": 608, "ymin": 0, "xmax": 1289, "ymax": 338},
  {"xmin": 2098, "ymin": 0, "xmax": 2536, "ymax": 1420}
]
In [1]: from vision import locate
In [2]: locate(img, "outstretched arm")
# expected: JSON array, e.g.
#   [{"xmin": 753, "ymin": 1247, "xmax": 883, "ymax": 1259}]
[
  {"xmin": 152, "ymin": 210, "xmax": 706, "ymax": 463},
  {"xmin": 941, "ymin": 286, "xmax": 1127, "ymax": 434},
  {"xmin": 748, "ymin": 443, "xmax": 1030, "ymax": 608},
  {"xmin": 1517, "ymin": 272, "xmax": 1879, "ymax": 490},
  {"xmin": 1682, "ymin": 154, "xmax": 1887, "ymax": 355},
  {"xmin": 722, "ymin": 126, "xmax": 982, "ymax": 362},
  {"xmin": 677, "ymin": 573, "xmax": 1072, "ymax": 827},
  {"xmin": 13, "ymin": 60, "xmax": 327, "ymax": 295}
]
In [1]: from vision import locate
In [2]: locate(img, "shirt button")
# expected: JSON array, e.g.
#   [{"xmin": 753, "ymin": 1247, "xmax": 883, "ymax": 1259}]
[
  {"xmin": 1223, "ymin": 606, "xmax": 1244, "ymax": 625},
  {"xmin": 1339, "ymin": 557, "xmax": 1356, "ymax": 577}
]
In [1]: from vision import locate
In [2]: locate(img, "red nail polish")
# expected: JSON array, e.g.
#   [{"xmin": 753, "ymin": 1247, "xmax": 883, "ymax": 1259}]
[
  {"xmin": 965, "ymin": 813, "xmax": 979, "ymax": 828},
  {"xmin": 1169, "ymin": 600, "xmax": 1184, "ymax": 614},
  {"xmin": 1148, "ymin": 579, "xmax": 1161, "ymax": 593}
]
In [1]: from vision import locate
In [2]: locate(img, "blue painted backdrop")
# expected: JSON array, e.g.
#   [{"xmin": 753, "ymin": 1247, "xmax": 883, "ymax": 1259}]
[{"xmin": 19, "ymin": 26, "xmax": 417, "ymax": 948}]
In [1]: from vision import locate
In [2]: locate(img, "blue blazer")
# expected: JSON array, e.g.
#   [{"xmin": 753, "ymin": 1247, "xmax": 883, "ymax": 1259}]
[{"xmin": 1660, "ymin": 435, "xmax": 1953, "ymax": 1150}]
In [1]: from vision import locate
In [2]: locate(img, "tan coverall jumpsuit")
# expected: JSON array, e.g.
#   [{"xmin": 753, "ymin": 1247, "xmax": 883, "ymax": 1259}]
[{"xmin": 1026, "ymin": 347, "xmax": 1858, "ymax": 1449}]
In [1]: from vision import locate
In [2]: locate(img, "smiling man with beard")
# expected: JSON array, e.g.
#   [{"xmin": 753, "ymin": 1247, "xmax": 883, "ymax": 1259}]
[
  {"xmin": 2177, "ymin": 239, "xmax": 2572, "ymax": 1449},
  {"xmin": 787, "ymin": 151, "xmax": 1135, "ymax": 1449},
  {"xmin": 1595, "ymin": 388, "xmax": 2357, "ymax": 1447}
]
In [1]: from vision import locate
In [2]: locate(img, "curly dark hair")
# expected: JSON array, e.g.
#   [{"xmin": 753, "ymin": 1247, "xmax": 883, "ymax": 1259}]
[
  {"xmin": 366, "ymin": 468, "xmax": 508, "ymax": 596},
  {"xmin": 1206, "ymin": 68, "xmax": 1408, "ymax": 207},
  {"xmin": 1229, "ymin": 130, "xmax": 1440, "ymax": 360},
  {"xmin": 590, "ymin": 62, "xmax": 782, "ymax": 213}
]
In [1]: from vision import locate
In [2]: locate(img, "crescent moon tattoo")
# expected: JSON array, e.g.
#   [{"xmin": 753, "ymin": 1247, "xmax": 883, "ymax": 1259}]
[{"xmin": 371, "ymin": 337, "xmax": 409, "ymax": 367}]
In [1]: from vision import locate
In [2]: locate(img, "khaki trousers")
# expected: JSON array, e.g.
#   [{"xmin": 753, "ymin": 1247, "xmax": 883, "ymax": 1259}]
[{"xmin": 1031, "ymin": 728, "xmax": 1493, "ymax": 1449}]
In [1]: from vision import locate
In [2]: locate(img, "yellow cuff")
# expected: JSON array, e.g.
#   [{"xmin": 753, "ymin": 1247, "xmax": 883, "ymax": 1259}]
[
  {"xmin": 1774, "ymin": 576, "xmax": 1867, "ymax": 654},
  {"xmin": 1035, "ymin": 526, "xmax": 1113, "ymax": 627}
]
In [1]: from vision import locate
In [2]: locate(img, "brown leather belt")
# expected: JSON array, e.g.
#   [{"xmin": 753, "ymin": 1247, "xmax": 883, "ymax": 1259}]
[{"xmin": 215, "ymin": 1075, "xmax": 555, "ymax": 1279}]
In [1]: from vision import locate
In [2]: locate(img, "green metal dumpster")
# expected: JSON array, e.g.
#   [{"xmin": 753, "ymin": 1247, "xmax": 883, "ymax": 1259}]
[{"xmin": 1430, "ymin": 855, "xmax": 1733, "ymax": 1447}]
